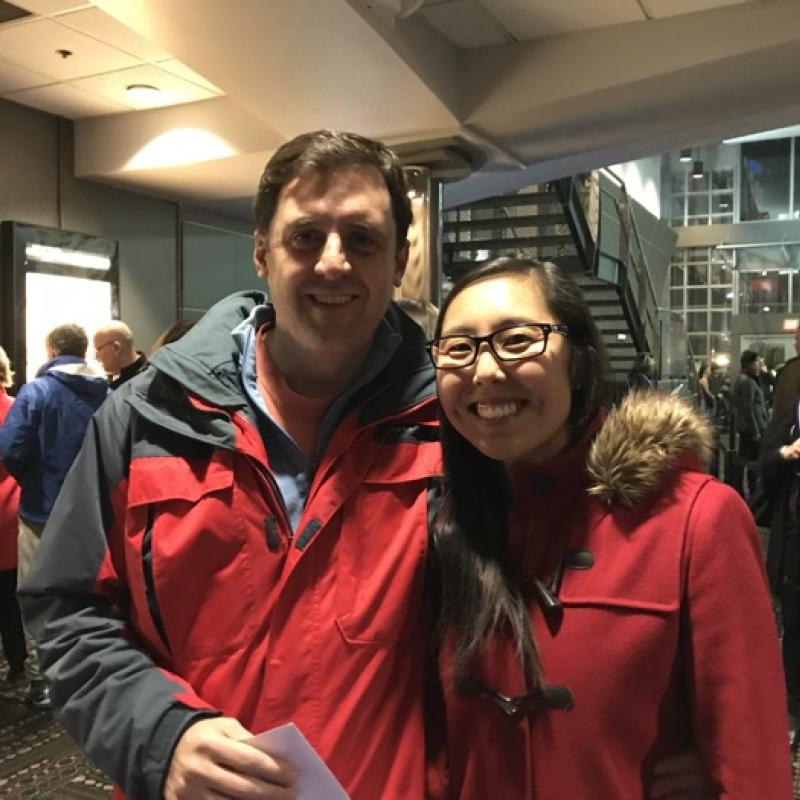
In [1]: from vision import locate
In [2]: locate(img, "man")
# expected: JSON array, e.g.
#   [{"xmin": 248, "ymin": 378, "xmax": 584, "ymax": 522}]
[
  {"xmin": 0, "ymin": 324, "xmax": 108, "ymax": 709},
  {"xmin": 19, "ymin": 132, "xmax": 440, "ymax": 799},
  {"xmin": 733, "ymin": 349, "xmax": 768, "ymax": 496},
  {"xmin": 773, "ymin": 327, "xmax": 800, "ymax": 418},
  {"xmin": 93, "ymin": 320, "xmax": 148, "ymax": 389}
]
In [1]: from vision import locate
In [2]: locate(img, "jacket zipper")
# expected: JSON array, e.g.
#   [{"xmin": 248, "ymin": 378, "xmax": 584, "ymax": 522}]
[
  {"xmin": 141, "ymin": 504, "xmax": 172, "ymax": 653},
  {"xmin": 248, "ymin": 456, "xmax": 293, "ymax": 542},
  {"xmin": 306, "ymin": 395, "xmax": 438, "ymax": 508}
]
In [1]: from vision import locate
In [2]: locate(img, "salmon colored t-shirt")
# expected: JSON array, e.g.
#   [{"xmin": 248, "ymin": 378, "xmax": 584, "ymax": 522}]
[{"xmin": 255, "ymin": 327, "xmax": 337, "ymax": 462}]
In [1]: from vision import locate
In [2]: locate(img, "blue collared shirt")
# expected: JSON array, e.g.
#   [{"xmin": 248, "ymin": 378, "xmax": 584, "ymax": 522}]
[{"xmin": 233, "ymin": 304, "xmax": 400, "ymax": 531}]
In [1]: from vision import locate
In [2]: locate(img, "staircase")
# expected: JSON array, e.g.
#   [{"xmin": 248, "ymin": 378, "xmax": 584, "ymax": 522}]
[{"xmin": 441, "ymin": 175, "xmax": 656, "ymax": 382}]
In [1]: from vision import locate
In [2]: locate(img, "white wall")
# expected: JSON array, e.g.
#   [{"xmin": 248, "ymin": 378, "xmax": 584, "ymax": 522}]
[{"xmin": 608, "ymin": 157, "xmax": 662, "ymax": 219}]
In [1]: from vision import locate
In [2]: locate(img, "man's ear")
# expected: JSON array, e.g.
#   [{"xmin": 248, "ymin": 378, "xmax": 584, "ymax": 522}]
[
  {"xmin": 393, "ymin": 240, "xmax": 410, "ymax": 288},
  {"xmin": 253, "ymin": 230, "xmax": 269, "ymax": 279}
]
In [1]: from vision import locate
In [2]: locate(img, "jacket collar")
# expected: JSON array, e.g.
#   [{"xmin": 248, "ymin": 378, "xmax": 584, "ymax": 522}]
[
  {"xmin": 587, "ymin": 392, "xmax": 713, "ymax": 507},
  {"xmin": 131, "ymin": 292, "xmax": 435, "ymax": 445}
]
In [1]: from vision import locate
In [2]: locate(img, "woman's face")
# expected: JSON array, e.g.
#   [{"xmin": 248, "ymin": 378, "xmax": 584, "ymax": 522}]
[{"xmin": 436, "ymin": 273, "xmax": 574, "ymax": 465}]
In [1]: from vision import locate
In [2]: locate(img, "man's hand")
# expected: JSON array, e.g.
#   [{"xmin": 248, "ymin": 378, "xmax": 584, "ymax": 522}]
[
  {"xmin": 164, "ymin": 717, "xmax": 297, "ymax": 799},
  {"xmin": 780, "ymin": 437, "xmax": 800, "ymax": 460},
  {"xmin": 650, "ymin": 748, "xmax": 716, "ymax": 799}
]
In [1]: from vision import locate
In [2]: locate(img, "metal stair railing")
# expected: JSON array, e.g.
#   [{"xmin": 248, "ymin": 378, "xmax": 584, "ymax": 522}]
[{"xmin": 552, "ymin": 176, "xmax": 597, "ymax": 275}]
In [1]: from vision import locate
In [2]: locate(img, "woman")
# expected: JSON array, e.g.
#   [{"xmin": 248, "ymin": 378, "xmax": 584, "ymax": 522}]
[
  {"xmin": 429, "ymin": 258, "xmax": 791, "ymax": 798},
  {"xmin": 0, "ymin": 346, "xmax": 25, "ymax": 685}
]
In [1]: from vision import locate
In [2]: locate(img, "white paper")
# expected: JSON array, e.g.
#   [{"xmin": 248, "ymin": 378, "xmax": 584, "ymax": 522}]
[{"xmin": 247, "ymin": 723, "xmax": 350, "ymax": 799}]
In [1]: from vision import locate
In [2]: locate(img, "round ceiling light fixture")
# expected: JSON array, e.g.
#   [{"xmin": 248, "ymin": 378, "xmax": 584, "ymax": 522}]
[{"xmin": 126, "ymin": 83, "xmax": 162, "ymax": 105}]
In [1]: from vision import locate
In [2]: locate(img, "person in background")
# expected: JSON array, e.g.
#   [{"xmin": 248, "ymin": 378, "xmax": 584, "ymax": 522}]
[
  {"xmin": 627, "ymin": 351, "xmax": 656, "ymax": 392},
  {"xmin": 93, "ymin": 321, "xmax": 148, "ymax": 389},
  {"xmin": 149, "ymin": 320, "xmax": 196, "ymax": 354},
  {"xmin": 18, "ymin": 131, "xmax": 441, "ymax": 800},
  {"xmin": 696, "ymin": 363, "xmax": 720, "ymax": 477},
  {"xmin": 428, "ymin": 258, "xmax": 791, "ymax": 799},
  {"xmin": 696, "ymin": 362, "xmax": 716, "ymax": 416},
  {"xmin": 774, "ymin": 328, "xmax": 800, "ymax": 420},
  {"xmin": 733, "ymin": 349, "xmax": 768, "ymax": 497},
  {"xmin": 0, "ymin": 346, "xmax": 26, "ymax": 690},
  {"xmin": 0, "ymin": 324, "xmax": 108, "ymax": 710},
  {"xmin": 395, "ymin": 296, "xmax": 439, "ymax": 339},
  {"xmin": 759, "ymin": 394, "xmax": 800, "ymax": 749}
]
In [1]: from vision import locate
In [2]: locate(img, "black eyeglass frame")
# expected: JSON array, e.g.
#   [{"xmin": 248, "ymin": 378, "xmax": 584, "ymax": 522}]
[{"xmin": 427, "ymin": 322, "xmax": 570, "ymax": 370}]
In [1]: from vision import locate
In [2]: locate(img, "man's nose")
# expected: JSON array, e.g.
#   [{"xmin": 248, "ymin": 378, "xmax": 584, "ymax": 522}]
[{"xmin": 314, "ymin": 234, "xmax": 350, "ymax": 278}]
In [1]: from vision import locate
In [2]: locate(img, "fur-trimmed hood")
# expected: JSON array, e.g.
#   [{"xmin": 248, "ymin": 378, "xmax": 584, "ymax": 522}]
[{"xmin": 586, "ymin": 392, "xmax": 713, "ymax": 507}]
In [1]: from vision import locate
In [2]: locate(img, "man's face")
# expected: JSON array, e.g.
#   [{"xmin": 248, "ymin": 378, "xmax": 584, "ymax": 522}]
[
  {"xmin": 93, "ymin": 334, "xmax": 121, "ymax": 375},
  {"xmin": 253, "ymin": 166, "xmax": 408, "ymax": 363}
]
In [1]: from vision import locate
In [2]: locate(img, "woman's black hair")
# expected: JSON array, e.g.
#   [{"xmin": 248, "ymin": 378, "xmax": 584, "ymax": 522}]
[{"xmin": 432, "ymin": 257, "xmax": 609, "ymax": 687}]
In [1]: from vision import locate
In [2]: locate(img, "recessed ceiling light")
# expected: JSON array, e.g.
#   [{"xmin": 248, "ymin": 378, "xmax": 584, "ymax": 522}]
[
  {"xmin": 679, "ymin": 149, "xmax": 692, "ymax": 163},
  {"xmin": 126, "ymin": 84, "xmax": 162, "ymax": 105}
]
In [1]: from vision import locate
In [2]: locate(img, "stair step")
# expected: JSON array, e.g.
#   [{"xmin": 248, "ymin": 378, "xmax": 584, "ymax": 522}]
[
  {"xmin": 454, "ymin": 191, "xmax": 559, "ymax": 211},
  {"xmin": 443, "ymin": 235, "xmax": 573, "ymax": 252},
  {"xmin": 442, "ymin": 214, "xmax": 566, "ymax": 234}
]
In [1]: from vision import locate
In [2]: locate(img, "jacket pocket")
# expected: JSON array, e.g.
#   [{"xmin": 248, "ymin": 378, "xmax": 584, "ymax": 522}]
[
  {"xmin": 334, "ymin": 475, "xmax": 432, "ymax": 647},
  {"xmin": 126, "ymin": 453, "xmax": 261, "ymax": 662}
]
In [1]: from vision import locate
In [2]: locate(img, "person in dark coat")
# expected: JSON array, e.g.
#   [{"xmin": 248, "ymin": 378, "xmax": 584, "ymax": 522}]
[
  {"xmin": 0, "ymin": 324, "xmax": 108, "ymax": 708},
  {"xmin": 759, "ymin": 393, "xmax": 800, "ymax": 744},
  {"xmin": 93, "ymin": 321, "xmax": 148, "ymax": 389}
]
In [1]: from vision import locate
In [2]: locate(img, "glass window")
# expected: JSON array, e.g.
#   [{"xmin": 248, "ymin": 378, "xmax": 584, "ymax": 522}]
[
  {"xmin": 710, "ymin": 288, "xmax": 733, "ymax": 307},
  {"xmin": 689, "ymin": 334, "xmax": 708, "ymax": 356},
  {"xmin": 689, "ymin": 173, "xmax": 709, "ymax": 192},
  {"xmin": 670, "ymin": 288, "xmax": 684, "ymax": 308},
  {"xmin": 687, "ymin": 288, "xmax": 708, "ymax": 307},
  {"xmin": 710, "ymin": 214, "xmax": 734, "ymax": 225},
  {"xmin": 708, "ymin": 334, "xmax": 731, "ymax": 354},
  {"xmin": 711, "ymin": 195, "xmax": 733, "ymax": 214},
  {"xmin": 709, "ymin": 311, "xmax": 731, "ymax": 333},
  {"xmin": 687, "ymin": 311, "xmax": 707, "ymax": 332},
  {"xmin": 741, "ymin": 138, "xmax": 791, "ymax": 221},
  {"xmin": 687, "ymin": 264, "xmax": 707, "ymax": 284},
  {"xmin": 686, "ymin": 247, "xmax": 710, "ymax": 262},
  {"xmin": 670, "ymin": 171, "xmax": 686, "ymax": 193},
  {"xmin": 795, "ymin": 138, "xmax": 800, "ymax": 218},
  {"xmin": 709, "ymin": 262, "xmax": 732, "ymax": 285},
  {"xmin": 739, "ymin": 271, "xmax": 789, "ymax": 313},
  {"xmin": 670, "ymin": 264, "xmax": 685, "ymax": 287},
  {"xmin": 712, "ymin": 170, "xmax": 734, "ymax": 190},
  {"xmin": 688, "ymin": 195, "xmax": 709, "ymax": 217}
]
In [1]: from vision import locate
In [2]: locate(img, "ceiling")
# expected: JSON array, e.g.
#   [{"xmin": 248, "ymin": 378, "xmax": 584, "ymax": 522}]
[{"xmin": 1, "ymin": 0, "xmax": 798, "ymax": 218}]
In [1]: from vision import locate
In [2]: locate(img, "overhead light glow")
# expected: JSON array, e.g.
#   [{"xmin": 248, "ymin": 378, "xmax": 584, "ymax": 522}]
[
  {"xmin": 782, "ymin": 318, "xmax": 799, "ymax": 332},
  {"xmin": 123, "ymin": 128, "xmax": 236, "ymax": 171},
  {"xmin": 126, "ymin": 83, "xmax": 164, "ymax": 108},
  {"xmin": 679, "ymin": 149, "xmax": 692, "ymax": 163},
  {"xmin": 25, "ymin": 243, "xmax": 111, "ymax": 271},
  {"xmin": 616, "ymin": 333, "xmax": 627, "ymax": 341},
  {"xmin": 713, "ymin": 354, "xmax": 730, "ymax": 368},
  {"xmin": 763, "ymin": 306, "xmax": 771, "ymax": 312},
  {"xmin": 692, "ymin": 161, "xmax": 704, "ymax": 179}
]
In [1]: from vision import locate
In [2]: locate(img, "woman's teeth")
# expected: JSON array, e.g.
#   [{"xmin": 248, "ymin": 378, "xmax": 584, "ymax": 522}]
[{"xmin": 475, "ymin": 400, "xmax": 522, "ymax": 420}]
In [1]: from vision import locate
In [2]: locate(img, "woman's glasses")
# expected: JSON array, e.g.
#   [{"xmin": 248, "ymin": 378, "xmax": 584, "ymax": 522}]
[{"xmin": 428, "ymin": 323, "xmax": 569, "ymax": 370}]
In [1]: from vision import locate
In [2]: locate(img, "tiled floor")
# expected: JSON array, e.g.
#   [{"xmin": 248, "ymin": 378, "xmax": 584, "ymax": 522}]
[{"xmin": 0, "ymin": 673, "xmax": 109, "ymax": 799}]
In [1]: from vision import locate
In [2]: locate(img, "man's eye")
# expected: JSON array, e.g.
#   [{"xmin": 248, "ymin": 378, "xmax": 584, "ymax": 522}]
[
  {"xmin": 289, "ymin": 230, "xmax": 323, "ymax": 250},
  {"xmin": 345, "ymin": 230, "xmax": 380, "ymax": 252}
]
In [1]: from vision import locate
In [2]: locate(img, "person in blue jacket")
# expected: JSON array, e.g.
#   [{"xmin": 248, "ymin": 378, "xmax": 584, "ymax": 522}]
[{"xmin": 0, "ymin": 323, "xmax": 108, "ymax": 709}]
